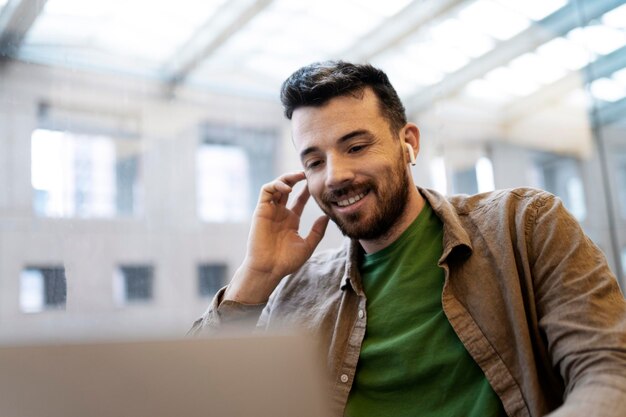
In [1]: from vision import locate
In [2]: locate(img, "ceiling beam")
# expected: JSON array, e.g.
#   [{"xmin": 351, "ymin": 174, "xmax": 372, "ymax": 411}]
[
  {"xmin": 343, "ymin": 0, "xmax": 467, "ymax": 63},
  {"xmin": 0, "ymin": 0, "xmax": 47, "ymax": 58},
  {"xmin": 502, "ymin": 44, "xmax": 626, "ymax": 123},
  {"xmin": 404, "ymin": 0, "xmax": 624, "ymax": 115},
  {"xmin": 163, "ymin": 0, "xmax": 273, "ymax": 87}
]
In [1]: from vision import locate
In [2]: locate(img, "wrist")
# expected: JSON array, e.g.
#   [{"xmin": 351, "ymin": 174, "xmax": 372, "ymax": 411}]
[{"xmin": 222, "ymin": 264, "xmax": 280, "ymax": 304}]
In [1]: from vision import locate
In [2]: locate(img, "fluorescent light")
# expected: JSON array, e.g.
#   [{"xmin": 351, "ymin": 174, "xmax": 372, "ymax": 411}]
[
  {"xmin": 495, "ymin": 0, "xmax": 567, "ymax": 21},
  {"xmin": 567, "ymin": 25, "xmax": 626, "ymax": 56},
  {"xmin": 589, "ymin": 78, "xmax": 626, "ymax": 102},
  {"xmin": 459, "ymin": 0, "xmax": 531, "ymax": 41},
  {"xmin": 536, "ymin": 37, "xmax": 592, "ymax": 71}
]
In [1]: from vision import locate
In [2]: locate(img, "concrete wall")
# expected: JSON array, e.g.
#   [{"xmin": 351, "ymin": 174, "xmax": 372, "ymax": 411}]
[{"xmin": 0, "ymin": 60, "xmax": 348, "ymax": 343}]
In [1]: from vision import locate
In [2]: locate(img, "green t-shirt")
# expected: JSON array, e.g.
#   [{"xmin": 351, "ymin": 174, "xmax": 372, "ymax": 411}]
[{"xmin": 344, "ymin": 202, "xmax": 506, "ymax": 417}]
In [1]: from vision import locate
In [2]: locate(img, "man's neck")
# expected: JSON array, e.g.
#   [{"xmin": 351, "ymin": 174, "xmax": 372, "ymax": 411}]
[{"xmin": 359, "ymin": 186, "xmax": 425, "ymax": 254}]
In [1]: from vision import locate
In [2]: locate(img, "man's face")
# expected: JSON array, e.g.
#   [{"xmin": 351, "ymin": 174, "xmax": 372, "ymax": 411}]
[{"xmin": 292, "ymin": 88, "xmax": 411, "ymax": 241}]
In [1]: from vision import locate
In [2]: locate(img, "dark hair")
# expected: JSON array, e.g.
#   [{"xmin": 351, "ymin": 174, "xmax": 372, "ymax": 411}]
[{"xmin": 280, "ymin": 61, "xmax": 407, "ymax": 134}]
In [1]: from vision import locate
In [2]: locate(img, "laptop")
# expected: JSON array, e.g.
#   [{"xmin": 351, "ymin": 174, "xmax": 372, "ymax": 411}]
[{"xmin": 0, "ymin": 332, "xmax": 330, "ymax": 417}]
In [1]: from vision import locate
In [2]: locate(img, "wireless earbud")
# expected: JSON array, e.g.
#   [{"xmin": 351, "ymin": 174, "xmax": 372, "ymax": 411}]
[{"xmin": 405, "ymin": 143, "xmax": 416, "ymax": 166}]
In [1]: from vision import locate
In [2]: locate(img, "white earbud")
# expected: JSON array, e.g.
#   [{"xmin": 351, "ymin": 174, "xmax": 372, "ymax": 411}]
[{"xmin": 405, "ymin": 143, "xmax": 416, "ymax": 166}]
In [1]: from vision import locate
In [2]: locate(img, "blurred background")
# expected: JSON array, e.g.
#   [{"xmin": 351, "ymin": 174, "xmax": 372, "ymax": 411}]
[{"xmin": 0, "ymin": 0, "xmax": 625, "ymax": 343}]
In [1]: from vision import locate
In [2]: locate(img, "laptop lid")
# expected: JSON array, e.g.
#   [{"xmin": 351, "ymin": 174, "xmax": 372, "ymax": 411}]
[{"xmin": 0, "ymin": 332, "xmax": 330, "ymax": 417}]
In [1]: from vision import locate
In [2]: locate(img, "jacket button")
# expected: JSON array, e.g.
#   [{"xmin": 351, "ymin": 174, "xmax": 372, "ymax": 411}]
[{"xmin": 340, "ymin": 374, "xmax": 349, "ymax": 383}]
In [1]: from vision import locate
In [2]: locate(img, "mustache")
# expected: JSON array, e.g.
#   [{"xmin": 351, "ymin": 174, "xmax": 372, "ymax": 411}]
[{"xmin": 319, "ymin": 182, "xmax": 373, "ymax": 204}]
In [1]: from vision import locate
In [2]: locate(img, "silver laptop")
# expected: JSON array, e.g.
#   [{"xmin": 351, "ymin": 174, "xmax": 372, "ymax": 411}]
[{"xmin": 0, "ymin": 332, "xmax": 330, "ymax": 417}]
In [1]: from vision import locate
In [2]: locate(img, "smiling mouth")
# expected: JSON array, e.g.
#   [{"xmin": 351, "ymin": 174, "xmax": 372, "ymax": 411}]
[{"xmin": 335, "ymin": 190, "xmax": 370, "ymax": 207}]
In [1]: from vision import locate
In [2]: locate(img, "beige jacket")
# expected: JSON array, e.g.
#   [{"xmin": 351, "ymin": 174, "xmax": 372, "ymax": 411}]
[{"xmin": 192, "ymin": 187, "xmax": 626, "ymax": 417}]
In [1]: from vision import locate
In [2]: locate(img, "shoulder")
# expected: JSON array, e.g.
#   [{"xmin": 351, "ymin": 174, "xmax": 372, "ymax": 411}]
[
  {"xmin": 421, "ymin": 187, "xmax": 566, "ymax": 248},
  {"xmin": 444, "ymin": 187, "xmax": 556, "ymax": 215}
]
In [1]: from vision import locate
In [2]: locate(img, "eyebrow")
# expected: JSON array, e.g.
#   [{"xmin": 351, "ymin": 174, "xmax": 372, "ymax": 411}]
[{"xmin": 299, "ymin": 129, "xmax": 371, "ymax": 161}]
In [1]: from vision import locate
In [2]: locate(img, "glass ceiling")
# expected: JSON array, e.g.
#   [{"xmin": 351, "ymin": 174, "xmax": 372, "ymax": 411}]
[{"xmin": 4, "ymin": 0, "xmax": 626, "ymax": 107}]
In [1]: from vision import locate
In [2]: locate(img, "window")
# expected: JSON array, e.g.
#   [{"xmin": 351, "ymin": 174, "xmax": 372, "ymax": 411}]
[
  {"xmin": 113, "ymin": 265, "xmax": 154, "ymax": 304},
  {"xmin": 31, "ymin": 128, "xmax": 142, "ymax": 218},
  {"xmin": 475, "ymin": 157, "xmax": 495, "ymax": 193},
  {"xmin": 198, "ymin": 263, "xmax": 227, "ymax": 297},
  {"xmin": 451, "ymin": 166, "xmax": 479, "ymax": 195},
  {"xmin": 533, "ymin": 153, "xmax": 587, "ymax": 221},
  {"xmin": 20, "ymin": 266, "xmax": 67, "ymax": 313},
  {"xmin": 197, "ymin": 124, "xmax": 276, "ymax": 222},
  {"xmin": 429, "ymin": 157, "xmax": 448, "ymax": 194},
  {"xmin": 197, "ymin": 144, "xmax": 250, "ymax": 222}
]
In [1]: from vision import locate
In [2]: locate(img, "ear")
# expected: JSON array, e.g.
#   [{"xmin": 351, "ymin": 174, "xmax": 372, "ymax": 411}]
[{"xmin": 402, "ymin": 123, "xmax": 420, "ymax": 162}]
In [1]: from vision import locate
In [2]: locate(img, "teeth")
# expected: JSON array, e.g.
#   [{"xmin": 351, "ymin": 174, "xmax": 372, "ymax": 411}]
[{"xmin": 337, "ymin": 192, "xmax": 365, "ymax": 207}]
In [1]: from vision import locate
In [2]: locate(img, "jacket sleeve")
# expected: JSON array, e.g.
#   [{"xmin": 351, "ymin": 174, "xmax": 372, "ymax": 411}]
[
  {"xmin": 528, "ymin": 193, "xmax": 626, "ymax": 416},
  {"xmin": 188, "ymin": 277, "xmax": 285, "ymax": 336},
  {"xmin": 188, "ymin": 286, "xmax": 267, "ymax": 336}
]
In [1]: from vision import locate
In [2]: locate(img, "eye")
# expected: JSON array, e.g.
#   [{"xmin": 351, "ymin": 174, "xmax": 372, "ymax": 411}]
[
  {"xmin": 306, "ymin": 159, "xmax": 323, "ymax": 170},
  {"xmin": 348, "ymin": 144, "xmax": 367, "ymax": 154}
]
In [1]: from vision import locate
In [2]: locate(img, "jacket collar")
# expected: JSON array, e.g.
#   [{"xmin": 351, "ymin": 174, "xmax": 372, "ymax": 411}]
[{"xmin": 418, "ymin": 187, "xmax": 473, "ymax": 265}]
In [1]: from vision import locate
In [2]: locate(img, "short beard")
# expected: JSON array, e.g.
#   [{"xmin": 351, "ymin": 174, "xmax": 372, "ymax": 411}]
[{"xmin": 315, "ymin": 158, "xmax": 411, "ymax": 241}]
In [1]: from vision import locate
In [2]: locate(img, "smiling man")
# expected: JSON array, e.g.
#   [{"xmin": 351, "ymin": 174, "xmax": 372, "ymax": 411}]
[{"xmin": 192, "ymin": 61, "xmax": 626, "ymax": 417}]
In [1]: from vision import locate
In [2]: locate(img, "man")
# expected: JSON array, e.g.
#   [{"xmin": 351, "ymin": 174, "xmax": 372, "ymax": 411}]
[{"xmin": 191, "ymin": 61, "xmax": 626, "ymax": 417}]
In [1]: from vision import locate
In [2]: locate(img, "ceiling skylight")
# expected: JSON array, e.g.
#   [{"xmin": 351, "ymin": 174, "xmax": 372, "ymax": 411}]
[
  {"xmin": 590, "ymin": 78, "xmax": 626, "ymax": 102},
  {"xmin": 22, "ymin": 0, "xmax": 228, "ymax": 66},
  {"xmin": 563, "ymin": 89, "xmax": 591, "ymax": 107},
  {"xmin": 5, "ymin": 0, "xmax": 626, "ymax": 112},
  {"xmin": 495, "ymin": 0, "xmax": 567, "ymax": 21},
  {"xmin": 463, "ymin": 78, "xmax": 513, "ymax": 102},
  {"xmin": 613, "ymin": 67, "xmax": 626, "ymax": 87},
  {"xmin": 358, "ymin": 0, "xmax": 413, "ymax": 17},
  {"xmin": 536, "ymin": 37, "xmax": 592, "ymax": 71},
  {"xmin": 458, "ymin": 0, "xmax": 531, "ymax": 41},
  {"xmin": 404, "ymin": 38, "xmax": 470, "ymax": 73},
  {"xmin": 429, "ymin": 18, "xmax": 496, "ymax": 58},
  {"xmin": 484, "ymin": 66, "xmax": 541, "ymax": 96},
  {"xmin": 372, "ymin": 49, "xmax": 445, "ymax": 92},
  {"xmin": 509, "ymin": 53, "xmax": 568, "ymax": 85},
  {"xmin": 194, "ymin": 0, "xmax": 410, "ymax": 87},
  {"xmin": 567, "ymin": 25, "xmax": 626, "ymax": 56},
  {"xmin": 603, "ymin": 3, "xmax": 626, "ymax": 28}
]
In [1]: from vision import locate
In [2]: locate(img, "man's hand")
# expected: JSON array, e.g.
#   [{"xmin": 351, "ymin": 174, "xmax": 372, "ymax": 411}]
[{"xmin": 223, "ymin": 171, "xmax": 329, "ymax": 304}]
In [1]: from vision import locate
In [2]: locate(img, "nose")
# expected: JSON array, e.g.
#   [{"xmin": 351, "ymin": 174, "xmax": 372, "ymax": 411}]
[{"xmin": 324, "ymin": 154, "xmax": 355, "ymax": 189}]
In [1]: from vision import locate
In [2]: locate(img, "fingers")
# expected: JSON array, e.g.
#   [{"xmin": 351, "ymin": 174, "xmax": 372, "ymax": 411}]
[
  {"xmin": 259, "ymin": 171, "xmax": 306, "ymax": 205},
  {"xmin": 304, "ymin": 215, "xmax": 329, "ymax": 249},
  {"xmin": 289, "ymin": 185, "xmax": 310, "ymax": 217}
]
